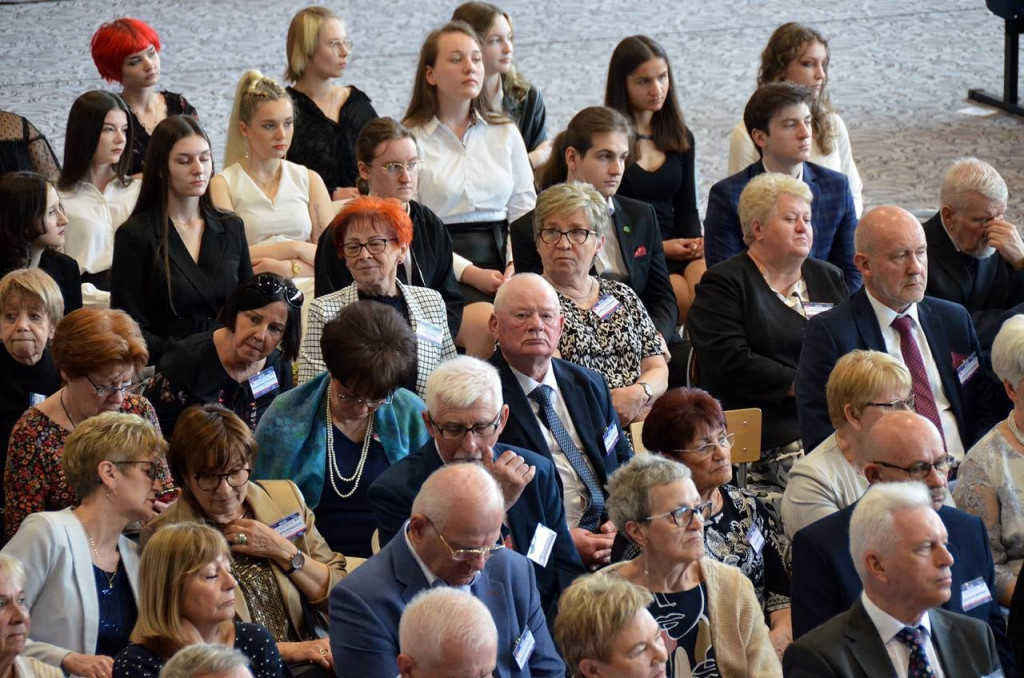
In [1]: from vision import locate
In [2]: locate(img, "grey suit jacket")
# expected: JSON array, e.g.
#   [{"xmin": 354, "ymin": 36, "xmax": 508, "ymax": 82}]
[{"xmin": 783, "ymin": 597, "xmax": 1001, "ymax": 677}]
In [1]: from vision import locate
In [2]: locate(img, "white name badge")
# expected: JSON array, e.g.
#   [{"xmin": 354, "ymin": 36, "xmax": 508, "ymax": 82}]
[
  {"xmin": 603, "ymin": 425, "xmax": 620, "ymax": 456},
  {"xmin": 957, "ymin": 352, "xmax": 980, "ymax": 385},
  {"xmin": 248, "ymin": 367, "xmax": 280, "ymax": 399},
  {"xmin": 270, "ymin": 512, "xmax": 307, "ymax": 541},
  {"xmin": 961, "ymin": 576, "xmax": 993, "ymax": 611},
  {"xmin": 746, "ymin": 524, "xmax": 765, "ymax": 555},
  {"xmin": 804, "ymin": 302, "xmax": 833, "ymax": 318},
  {"xmin": 526, "ymin": 523, "xmax": 557, "ymax": 568},
  {"xmin": 415, "ymin": 320, "xmax": 444, "ymax": 347},
  {"xmin": 28, "ymin": 392, "xmax": 46, "ymax": 407},
  {"xmin": 512, "ymin": 627, "xmax": 535, "ymax": 670},
  {"xmin": 592, "ymin": 294, "xmax": 621, "ymax": 320}
]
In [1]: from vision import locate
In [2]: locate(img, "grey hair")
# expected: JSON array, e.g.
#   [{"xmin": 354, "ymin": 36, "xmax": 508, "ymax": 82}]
[
  {"xmin": 534, "ymin": 181, "xmax": 610, "ymax": 238},
  {"xmin": 606, "ymin": 454, "xmax": 692, "ymax": 532},
  {"xmin": 424, "ymin": 356, "xmax": 502, "ymax": 414},
  {"xmin": 492, "ymin": 272, "xmax": 560, "ymax": 316},
  {"xmin": 992, "ymin": 315, "xmax": 1024, "ymax": 386},
  {"xmin": 158, "ymin": 644, "xmax": 251, "ymax": 678},
  {"xmin": 411, "ymin": 463, "xmax": 504, "ymax": 532},
  {"xmin": 399, "ymin": 588, "xmax": 498, "ymax": 669},
  {"xmin": 939, "ymin": 157, "xmax": 1008, "ymax": 210},
  {"xmin": 0, "ymin": 554, "xmax": 25, "ymax": 589},
  {"xmin": 738, "ymin": 172, "xmax": 814, "ymax": 246},
  {"xmin": 849, "ymin": 481, "xmax": 932, "ymax": 581}
]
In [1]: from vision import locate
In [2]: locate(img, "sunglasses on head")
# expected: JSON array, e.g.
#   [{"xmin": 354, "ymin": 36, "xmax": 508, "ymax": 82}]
[{"xmin": 247, "ymin": 273, "xmax": 303, "ymax": 308}]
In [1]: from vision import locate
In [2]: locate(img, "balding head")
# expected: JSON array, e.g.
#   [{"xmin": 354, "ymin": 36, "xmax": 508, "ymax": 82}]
[
  {"xmin": 864, "ymin": 411, "xmax": 949, "ymax": 509},
  {"xmin": 489, "ymin": 273, "xmax": 564, "ymax": 378},
  {"xmin": 397, "ymin": 588, "xmax": 498, "ymax": 678},
  {"xmin": 854, "ymin": 206, "xmax": 928, "ymax": 312}
]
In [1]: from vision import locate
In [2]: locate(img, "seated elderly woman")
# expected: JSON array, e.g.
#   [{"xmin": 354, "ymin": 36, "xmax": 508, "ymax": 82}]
[
  {"xmin": 687, "ymin": 172, "xmax": 847, "ymax": 477},
  {"xmin": 554, "ymin": 573, "xmax": 668, "ymax": 678},
  {"xmin": 299, "ymin": 196, "xmax": 456, "ymax": 398},
  {"xmin": 0, "ymin": 554, "xmax": 62, "ymax": 678},
  {"xmin": 604, "ymin": 454, "xmax": 782, "ymax": 677},
  {"xmin": 955, "ymin": 315, "xmax": 1024, "ymax": 607},
  {"xmin": 4, "ymin": 307, "xmax": 164, "ymax": 539},
  {"xmin": 144, "ymin": 404, "xmax": 345, "ymax": 674},
  {"xmin": 256, "ymin": 301, "xmax": 429, "ymax": 557},
  {"xmin": 114, "ymin": 523, "xmax": 283, "ymax": 678},
  {"xmin": 533, "ymin": 181, "xmax": 667, "ymax": 427},
  {"xmin": 145, "ymin": 273, "xmax": 302, "ymax": 436},
  {"xmin": 781, "ymin": 350, "xmax": 912, "ymax": 538},
  {"xmin": 158, "ymin": 644, "xmax": 252, "ymax": 678},
  {"xmin": 2, "ymin": 412, "xmax": 165, "ymax": 677},
  {"xmin": 637, "ymin": 387, "xmax": 792, "ymax": 659}
]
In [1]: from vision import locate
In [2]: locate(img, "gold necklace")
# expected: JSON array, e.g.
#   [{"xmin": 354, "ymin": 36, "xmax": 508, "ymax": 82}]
[
  {"xmin": 81, "ymin": 523, "xmax": 118, "ymax": 589},
  {"xmin": 325, "ymin": 386, "xmax": 374, "ymax": 499},
  {"xmin": 244, "ymin": 161, "xmax": 282, "ymax": 191}
]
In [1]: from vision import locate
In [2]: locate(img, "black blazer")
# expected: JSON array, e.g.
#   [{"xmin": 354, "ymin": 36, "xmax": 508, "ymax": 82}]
[
  {"xmin": 111, "ymin": 206, "xmax": 253, "ymax": 363},
  {"xmin": 314, "ymin": 200, "xmax": 462, "ymax": 337},
  {"xmin": 509, "ymin": 194, "xmax": 678, "ymax": 338},
  {"xmin": 37, "ymin": 249, "xmax": 82, "ymax": 313},
  {"xmin": 687, "ymin": 254, "xmax": 847, "ymax": 449}
]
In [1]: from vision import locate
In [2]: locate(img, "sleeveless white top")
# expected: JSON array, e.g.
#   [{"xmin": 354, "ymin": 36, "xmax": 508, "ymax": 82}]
[{"xmin": 219, "ymin": 160, "xmax": 313, "ymax": 245}]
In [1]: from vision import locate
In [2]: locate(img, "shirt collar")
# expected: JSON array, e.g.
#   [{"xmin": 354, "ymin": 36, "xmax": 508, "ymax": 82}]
[
  {"xmin": 606, "ymin": 195, "xmax": 616, "ymax": 215},
  {"xmin": 760, "ymin": 160, "xmax": 804, "ymax": 182},
  {"xmin": 510, "ymin": 361, "xmax": 557, "ymax": 397},
  {"xmin": 864, "ymin": 286, "xmax": 921, "ymax": 330},
  {"xmin": 861, "ymin": 590, "xmax": 932, "ymax": 642}
]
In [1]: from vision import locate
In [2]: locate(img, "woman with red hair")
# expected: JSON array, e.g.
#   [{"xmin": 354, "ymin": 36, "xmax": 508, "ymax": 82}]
[
  {"xmin": 90, "ymin": 17, "xmax": 198, "ymax": 174},
  {"xmin": 298, "ymin": 196, "xmax": 455, "ymax": 397}
]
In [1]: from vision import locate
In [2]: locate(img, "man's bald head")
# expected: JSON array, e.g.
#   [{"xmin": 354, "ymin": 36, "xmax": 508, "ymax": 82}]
[
  {"xmin": 854, "ymin": 206, "xmax": 928, "ymax": 312},
  {"xmin": 864, "ymin": 411, "xmax": 949, "ymax": 509}
]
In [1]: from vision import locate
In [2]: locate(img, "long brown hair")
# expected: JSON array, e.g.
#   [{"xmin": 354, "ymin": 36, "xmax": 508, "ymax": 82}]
[
  {"xmin": 537, "ymin": 106, "xmax": 633, "ymax": 191},
  {"xmin": 450, "ymin": 2, "xmax": 531, "ymax": 104},
  {"xmin": 58, "ymin": 90, "xmax": 133, "ymax": 192}
]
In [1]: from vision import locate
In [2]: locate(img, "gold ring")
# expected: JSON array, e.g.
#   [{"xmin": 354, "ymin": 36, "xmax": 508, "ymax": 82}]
[{"xmin": 319, "ymin": 648, "xmax": 328, "ymax": 656}]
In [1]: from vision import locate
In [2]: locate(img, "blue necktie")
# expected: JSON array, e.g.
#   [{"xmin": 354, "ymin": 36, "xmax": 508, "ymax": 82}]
[
  {"xmin": 528, "ymin": 384, "xmax": 604, "ymax": 531},
  {"xmin": 895, "ymin": 625, "xmax": 936, "ymax": 678}
]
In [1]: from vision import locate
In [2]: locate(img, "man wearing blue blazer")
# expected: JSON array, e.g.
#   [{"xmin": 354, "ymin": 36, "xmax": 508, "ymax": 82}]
[
  {"xmin": 329, "ymin": 463, "xmax": 564, "ymax": 678},
  {"xmin": 790, "ymin": 412, "xmax": 1016, "ymax": 675},
  {"xmin": 704, "ymin": 82, "xmax": 860, "ymax": 292},
  {"xmin": 368, "ymin": 356, "xmax": 585, "ymax": 614}
]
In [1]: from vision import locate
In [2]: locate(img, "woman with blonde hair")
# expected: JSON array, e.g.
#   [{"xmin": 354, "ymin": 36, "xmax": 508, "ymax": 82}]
[
  {"xmin": 210, "ymin": 70, "xmax": 334, "ymax": 278},
  {"xmin": 0, "ymin": 554, "xmax": 62, "ymax": 677}
]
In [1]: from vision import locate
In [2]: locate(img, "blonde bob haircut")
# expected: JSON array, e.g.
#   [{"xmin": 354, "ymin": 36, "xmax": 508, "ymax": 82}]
[
  {"xmin": 132, "ymin": 523, "xmax": 232, "ymax": 657},
  {"xmin": 554, "ymin": 574, "xmax": 655, "ymax": 677},
  {"xmin": 63, "ymin": 411, "xmax": 166, "ymax": 500},
  {"xmin": 826, "ymin": 349, "xmax": 911, "ymax": 430},
  {"xmin": 534, "ymin": 182, "xmax": 610, "ymax": 239},
  {"xmin": 224, "ymin": 69, "xmax": 291, "ymax": 167},
  {"xmin": 738, "ymin": 171, "xmax": 813, "ymax": 246},
  {"xmin": 0, "ymin": 267, "xmax": 64, "ymax": 328},
  {"xmin": 285, "ymin": 6, "xmax": 340, "ymax": 83}
]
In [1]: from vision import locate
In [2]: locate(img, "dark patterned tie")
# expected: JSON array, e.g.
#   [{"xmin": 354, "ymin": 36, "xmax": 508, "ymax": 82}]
[
  {"xmin": 890, "ymin": 315, "xmax": 946, "ymax": 447},
  {"xmin": 895, "ymin": 625, "xmax": 937, "ymax": 678},
  {"xmin": 528, "ymin": 384, "xmax": 604, "ymax": 531}
]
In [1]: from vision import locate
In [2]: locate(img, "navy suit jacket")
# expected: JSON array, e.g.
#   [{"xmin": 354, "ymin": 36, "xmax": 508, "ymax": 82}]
[
  {"xmin": 509, "ymin": 194, "xmax": 678, "ymax": 338},
  {"xmin": 791, "ymin": 501, "xmax": 1015, "ymax": 675},
  {"xmin": 795, "ymin": 287, "xmax": 996, "ymax": 452},
  {"xmin": 703, "ymin": 160, "xmax": 860, "ymax": 292},
  {"xmin": 490, "ymin": 351, "xmax": 632, "ymax": 499},
  {"xmin": 367, "ymin": 440, "xmax": 585, "ymax": 612},
  {"xmin": 328, "ymin": 527, "xmax": 564, "ymax": 678}
]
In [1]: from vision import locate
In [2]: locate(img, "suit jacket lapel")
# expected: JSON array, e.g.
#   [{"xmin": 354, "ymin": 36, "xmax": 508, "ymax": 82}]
[
  {"xmin": 929, "ymin": 609, "xmax": 965, "ymax": 675},
  {"xmin": 493, "ymin": 350, "xmax": 552, "ymax": 460},
  {"xmin": 850, "ymin": 289, "xmax": 888, "ymax": 351},
  {"xmin": 168, "ymin": 215, "xmax": 223, "ymax": 313},
  {"xmin": 611, "ymin": 197, "xmax": 638, "ymax": 282},
  {"xmin": 391, "ymin": 527, "xmax": 431, "ymax": 603},
  {"xmin": 845, "ymin": 599, "xmax": 901, "ymax": 677}
]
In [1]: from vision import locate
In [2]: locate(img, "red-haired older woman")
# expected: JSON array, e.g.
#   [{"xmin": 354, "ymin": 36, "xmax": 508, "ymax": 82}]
[{"xmin": 298, "ymin": 196, "xmax": 456, "ymax": 397}]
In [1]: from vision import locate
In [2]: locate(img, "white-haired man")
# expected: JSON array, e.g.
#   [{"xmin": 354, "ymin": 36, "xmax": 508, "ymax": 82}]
[{"xmin": 397, "ymin": 587, "xmax": 498, "ymax": 678}]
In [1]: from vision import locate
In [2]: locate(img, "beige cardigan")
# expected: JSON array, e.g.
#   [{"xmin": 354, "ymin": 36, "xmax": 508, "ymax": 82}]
[{"xmin": 603, "ymin": 557, "xmax": 782, "ymax": 678}]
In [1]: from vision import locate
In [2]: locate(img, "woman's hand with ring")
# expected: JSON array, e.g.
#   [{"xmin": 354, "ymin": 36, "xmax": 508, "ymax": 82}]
[{"xmin": 224, "ymin": 518, "xmax": 294, "ymax": 567}]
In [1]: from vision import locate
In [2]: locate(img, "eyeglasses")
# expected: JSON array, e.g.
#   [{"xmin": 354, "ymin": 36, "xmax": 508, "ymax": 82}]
[
  {"xmin": 429, "ymin": 519, "xmax": 505, "ymax": 562},
  {"xmin": 645, "ymin": 501, "xmax": 714, "ymax": 528},
  {"xmin": 325, "ymin": 37, "xmax": 353, "ymax": 53},
  {"xmin": 113, "ymin": 460, "xmax": 160, "ymax": 480},
  {"xmin": 669, "ymin": 433, "xmax": 736, "ymax": 459},
  {"xmin": 428, "ymin": 412, "xmax": 502, "ymax": 439},
  {"xmin": 341, "ymin": 237, "xmax": 394, "ymax": 258},
  {"xmin": 870, "ymin": 456, "xmax": 953, "ymax": 481},
  {"xmin": 335, "ymin": 383, "xmax": 393, "ymax": 409},
  {"xmin": 863, "ymin": 394, "xmax": 916, "ymax": 412},
  {"xmin": 537, "ymin": 228, "xmax": 596, "ymax": 246},
  {"xmin": 377, "ymin": 160, "xmax": 423, "ymax": 178},
  {"xmin": 85, "ymin": 374, "xmax": 146, "ymax": 398},
  {"xmin": 248, "ymin": 273, "xmax": 304, "ymax": 308},
  {"xmin": 193, "ymin": 468, "xmax": 251, "ymax": 492}
]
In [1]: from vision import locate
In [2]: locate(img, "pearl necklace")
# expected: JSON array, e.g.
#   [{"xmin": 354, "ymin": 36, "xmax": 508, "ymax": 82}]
[
  {"xmin": 325, "ymin": 387, "xmax": 374, "ymax": 499},
  {"xmin": 1006, "ymin": 411, "xmax": 1024, "ymax": 448}
]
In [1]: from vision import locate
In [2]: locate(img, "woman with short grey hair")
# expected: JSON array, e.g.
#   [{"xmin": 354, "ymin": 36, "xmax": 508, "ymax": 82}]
[{"xmin": 159, "ymin": 645, "xmax": 251, "ymax": 678}]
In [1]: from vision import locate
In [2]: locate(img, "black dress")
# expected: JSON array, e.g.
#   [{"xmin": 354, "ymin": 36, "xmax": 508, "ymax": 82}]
[
  {"xmin": 502, "ymin": 84, "xmax": 548, "ymax": 153},
  {"xmin": 110, "ymin": 206, "xmax": 253, "ymax": 363},
  {"xmin": 37, "ymin": 249, "xmax": 83, "ymax": 313},
  {"xmin": 126, "ymin": 92, "xmax": 198, "ymax": 175},
  {"xmin": 286, "ymin": 85, "xmax": 377, "ymax": 193}
]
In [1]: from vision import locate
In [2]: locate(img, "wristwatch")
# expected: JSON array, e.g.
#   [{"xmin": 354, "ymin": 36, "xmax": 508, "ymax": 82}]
[
  {"xmin": 637, "ymin": 381, "xmax": 654, "ymax": 405},
  {"xmin": 282, "ymin": 550, "xmax": 305, "ymax": 576}
]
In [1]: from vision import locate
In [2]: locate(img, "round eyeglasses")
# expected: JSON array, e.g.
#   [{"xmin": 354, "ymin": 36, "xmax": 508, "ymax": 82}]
[{"xmin": 193, "ymin": 468, "xmax": 252, "ymax": 492}]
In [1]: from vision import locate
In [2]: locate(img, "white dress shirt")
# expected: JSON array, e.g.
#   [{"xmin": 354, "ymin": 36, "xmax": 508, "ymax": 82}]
[
  {"xmin": 59, "ymin": 179, "xmax": 140, "ymax": 274},
  {"xmin": 594, "ymin": 196, "xmax": 629, "ymax": 282},
  {"xmin": 861, "ymin": 591, "xmax": 946, "ymax": 678}
]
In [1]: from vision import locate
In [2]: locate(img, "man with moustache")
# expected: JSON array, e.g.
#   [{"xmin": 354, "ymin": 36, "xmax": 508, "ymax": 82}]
[{"xmin": 784, "ymin": 481, "xmax": 1003, "ymax": 677}]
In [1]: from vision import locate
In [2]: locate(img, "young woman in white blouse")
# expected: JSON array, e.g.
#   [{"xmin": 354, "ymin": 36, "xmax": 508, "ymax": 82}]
[
  {"xmin": 210, "ymin": 70, "xmax": 334, "ymax": 278},
  {"xmin": 402, "ymin": 21, "xmax": 535, "ymax": 358},
  {"xmin": 57, "ymin": 91, "xmax": 140, "ymax": 292},
  {"xmin": 727, "ymin": 22, "xmax": 863, "ymax": 216}
]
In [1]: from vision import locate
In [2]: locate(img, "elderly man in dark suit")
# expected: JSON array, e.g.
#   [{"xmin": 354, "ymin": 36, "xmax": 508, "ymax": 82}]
[
  {"xmin": 368, "ymin": 355, "xmax": 585, "ymax": 613},
  {"xmin": 795, "ymin": 204, "xmax": 996, "ymax": 458},
  {"xmin": 790, "ymin": 411, "xmax": 1015, "ymax": 675},
  {"xmin": 488, "ymin": 273, "xmax": 632, "ymax": 571},
  {"xmin": 704, "ymin": 82, "xmax": 859, "ymax": 292},
  {"xmin": 784, "ymin": 480, "xmax": 1003, "ymax": 677},
  {"xmin": 923, "ymin": 157, "xmax": 1024, "ymax": 351}
]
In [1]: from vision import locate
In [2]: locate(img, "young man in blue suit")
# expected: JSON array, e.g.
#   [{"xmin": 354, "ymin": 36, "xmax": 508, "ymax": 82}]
[
  {"xmin": 704, "ymin": 82, "xmax": 859, "ymax": 291},
  {"xmin": 329, "ymin": 463, "xmax": 564, "ymax": 678}
]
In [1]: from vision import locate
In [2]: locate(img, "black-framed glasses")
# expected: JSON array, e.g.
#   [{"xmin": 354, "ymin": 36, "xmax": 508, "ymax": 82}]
[
  {"xmin": 537, "ymin": 228, "xmax": 596, "ymax": 246},
  {"xmin": 377, "ymin": 160, "xmax": 423, "ymax": 178},
  {"xmin": 335, "ymin": 383, "xmax": 393, "ymax": 409},
  {"xmin": 427, "ymin": 412, "xmax": 502, "ymax": 439},
  {"xmin": 193, "ymin": 468, "xmax": 251, "ymax": 492},
  {"xmin": 669, "ymin": 433, "xmax": 736, "ymax": 459},
  {"xmin": 113, "ymin": 460, "xmax": 160, "ymax": 480},
  {"xmin": 85, "ymin": 374, "xmax": 146, "ymax": 398},
  {"xmin": 341, "ymin": 237, "xmax": 394, "ymax": 258},
  {"xmin": 248, "ymin": 273, "xmax": 304, "ymax": 308},
  {"xmin": 645, "ymin": 501, "xmax": 714, "ymax": 528},
  {"xmin": 428, "ymin": 519, "xmax": 505, "ymax": 562},
  {"xmin": 864, "ymin": 394, "xmax": 915, "ymax": 412},
  {"xmin": 870, "ymin": 456, "xmax": 953, "ymax": 481}
]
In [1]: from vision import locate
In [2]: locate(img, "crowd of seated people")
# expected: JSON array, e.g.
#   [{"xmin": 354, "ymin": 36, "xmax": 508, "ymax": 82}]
[{"xmin": 3, "ymin": 5, "xmax": 1024, "ymax": 677}]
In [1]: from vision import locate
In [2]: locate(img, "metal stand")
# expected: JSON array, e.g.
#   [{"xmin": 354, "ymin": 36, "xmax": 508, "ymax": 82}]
[{"xmin": 968, "ymin": 16, "xmax": 1024, "ymax": 116}]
